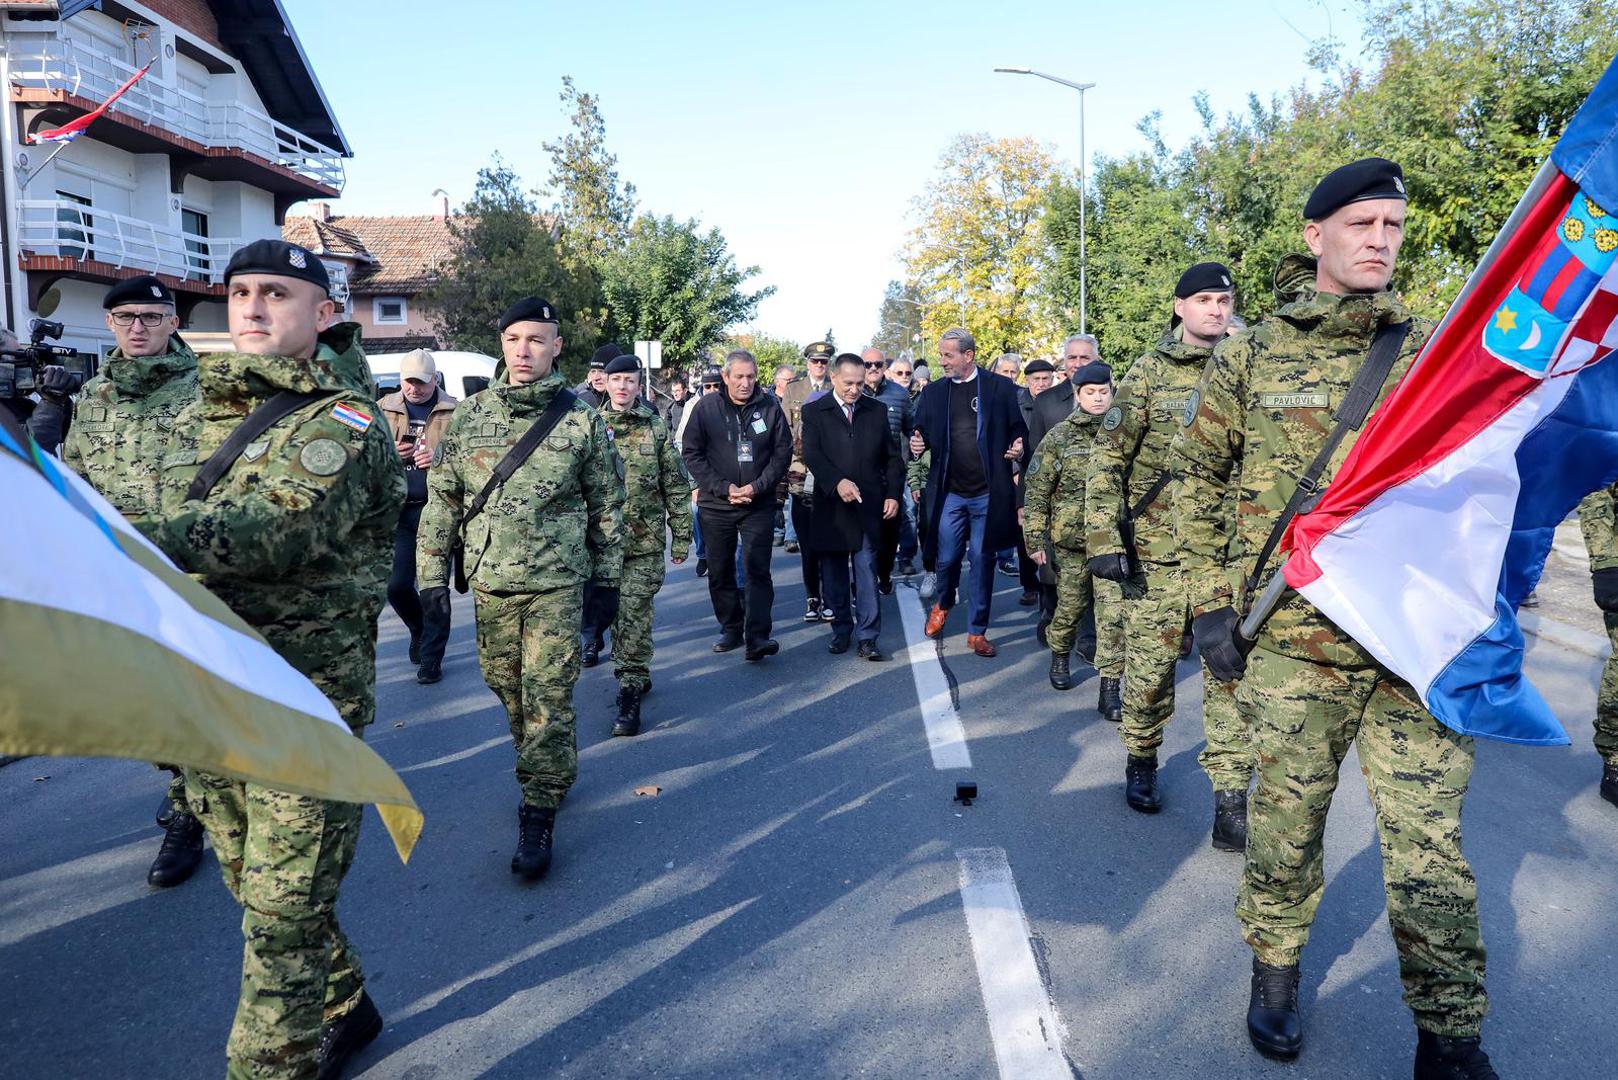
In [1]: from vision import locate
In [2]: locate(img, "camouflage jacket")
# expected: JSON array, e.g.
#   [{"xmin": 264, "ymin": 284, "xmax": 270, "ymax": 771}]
[
  {"xmin": 1084, "ymin": 330, "xmax": 1213, "ymax": 564},
  {"xmin": 1024, "ymin": 407, "xmax": 1103, "ymax": 553},
  {"xmin": 601, "ymin": 397, "xmax": 692, "ymax": 560},
  {"xmin": 1580, "ymin": 484, "xmax": 1618, "ymax": 572},
  {"xmin": 418, "ymin": 369, "xmax": 625, "ymax": 594},
  {"xmin": 153, "ymin": 324, "xmax": 405, "ymax": 635},
  {"xmin": 60, "ymin": 338, "xmax": 197, "ymax": 537},
  {"xmin": 1171, "ymin": 254, "xmax": 1433, "ymax": 666}
]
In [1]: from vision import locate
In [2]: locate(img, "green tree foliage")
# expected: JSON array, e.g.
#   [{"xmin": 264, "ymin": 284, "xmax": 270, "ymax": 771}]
[
  {"xmin": 872, "ymin": 279, "xmax": 925, "ymax": 358},
  {"xmin": 722, "ymin": 330, "xmax": 803, "ymax": 386},
  {"xmin": 600, "ymin": 215, "xmax": 775, "ymax": 377},
  {"xmin": 544, "ymin": 76, "xmax": 637, "ymax": 273}
]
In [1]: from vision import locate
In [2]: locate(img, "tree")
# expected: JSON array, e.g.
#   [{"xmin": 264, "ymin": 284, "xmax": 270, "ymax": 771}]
[
  {"xmin": 543, "ymin": 76, "xmax": 637, "ymax": 272},
  {"xmin": 872, "ymin": 279, "xmax": 925, "ymax": 358},
  {"xmin": 722, "ymin": 330, "xmax": 802, "ymax": 386},
  {"xmin": 599, "ymin": 214, "xmax": 775, "ymax": 378}
]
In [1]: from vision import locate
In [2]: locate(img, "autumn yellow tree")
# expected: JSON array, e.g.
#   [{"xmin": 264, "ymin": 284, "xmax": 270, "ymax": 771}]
[{"xmin": 903, "ymin": 134, "xmax": 1067, "ymax": 363}]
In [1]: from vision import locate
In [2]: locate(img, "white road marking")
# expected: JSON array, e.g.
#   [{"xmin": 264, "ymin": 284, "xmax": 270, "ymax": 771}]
[
  {"xmin": 895, "ymin": 585, "xmax": 972, "ymax": 769},
  {"xmin": 395, "ymin": 735, "xmax": 509, "ymax": 773},
  {"xmin": 956, "ymin": 847, "xmax": 1072, "ymax": 1080}
]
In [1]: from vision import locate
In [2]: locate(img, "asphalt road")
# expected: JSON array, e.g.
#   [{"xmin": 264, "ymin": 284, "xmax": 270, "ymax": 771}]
[{"xmin": 3, "ymin": 545, "xmax": 1616, "ymax": 1079}]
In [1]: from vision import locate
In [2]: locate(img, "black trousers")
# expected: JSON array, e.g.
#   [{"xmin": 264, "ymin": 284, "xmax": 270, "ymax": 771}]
[
  {"xmin": 700, "ymin": 502, "xmax": 777, "ymax": 646},
  {"xmin": 580, "ymin": 582, "xmax": 614, "ymax": 644},
  {"xmin": 789, "ymin": 495, "xmax": 821, "ymax": 598},
  {"xmin": 388, "ymin": 502, "xmax": 451, "ymax": 664}
]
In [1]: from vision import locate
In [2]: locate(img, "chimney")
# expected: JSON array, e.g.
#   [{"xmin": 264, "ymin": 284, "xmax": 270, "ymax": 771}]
[
  {"xmin": 432, "ymin": 188, "xmax": 450, "ymax": 219},
  {"xmin": 313, "ymin": 202, "xmax": 331, "ymax": 223}
]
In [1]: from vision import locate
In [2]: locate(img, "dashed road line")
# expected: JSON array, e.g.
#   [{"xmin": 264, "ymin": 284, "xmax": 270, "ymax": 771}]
[{"xmin": 895, "ymin": 581, "xmax": 972, "ymax": 770}]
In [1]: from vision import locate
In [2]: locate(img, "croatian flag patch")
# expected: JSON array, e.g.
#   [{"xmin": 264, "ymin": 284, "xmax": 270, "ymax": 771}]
[{"xmin": 330, "ymin": 403, "xmax": 373, "ymax": 433}]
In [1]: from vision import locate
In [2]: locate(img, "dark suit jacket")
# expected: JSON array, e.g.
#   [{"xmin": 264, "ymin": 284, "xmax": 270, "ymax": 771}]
[
  {"xmin": 802, "ymin": 393, "xmax": 905, "ymax": 552},
  {"xmin": 912, "ymin": 368, "xmax": 1028, "ymax": 560}
]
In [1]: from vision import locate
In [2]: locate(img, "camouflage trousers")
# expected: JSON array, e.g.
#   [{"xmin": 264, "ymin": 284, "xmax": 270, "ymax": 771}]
[
  {"xmin": 1045, "ymin": 546, "xmax": 1094, "ymax": 659},
  {"xmin": 1118, "ymin": 563, "xmax": 1189, "ymax": 759},
  {"xmin": 1200, "ymin": 665, "xmax": 1249, "ymax": 792},
  {"xmin": 474, "ymin": 584, "xmax": 585, "ymax": 808},
  {"xmin": 1596, "ymin": 613, "xmax": 1618, "ymax": 764},
  {"xmin": 1235, "ymin": 645, "xmax": 1486, "ymax": 1037},
  {"xmin": 1092, "ymin": 576, "xmax": 1125, "ymax": 680},
  {"xmin": 613, "ymin": 553, "xmax": 667, "ymax": 693}
]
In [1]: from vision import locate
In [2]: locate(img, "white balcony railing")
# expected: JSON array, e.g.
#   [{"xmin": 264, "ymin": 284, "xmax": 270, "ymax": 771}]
[
  {"xmin": 4, "ymin": 36, "xmax": 345, "ymax": 191},
  {"xmin": 16, "ymin": 198, "xmax": 246, "ymax": 282}
]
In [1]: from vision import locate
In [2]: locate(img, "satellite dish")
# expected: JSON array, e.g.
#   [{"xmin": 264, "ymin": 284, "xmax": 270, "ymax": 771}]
[{"xmin": 36, "ymin": 287, "xmax": 61, "ymax": 318}]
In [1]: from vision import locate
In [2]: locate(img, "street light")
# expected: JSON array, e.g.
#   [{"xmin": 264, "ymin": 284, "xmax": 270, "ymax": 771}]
[{"xmin": 995, "ymin": 67, "xmax": 1095, "ymax": 333}]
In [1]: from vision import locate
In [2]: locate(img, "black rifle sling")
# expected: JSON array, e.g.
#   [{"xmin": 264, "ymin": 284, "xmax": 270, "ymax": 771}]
[
  {"xmin": 1242, "ymin": 319, "xmax": 1411, "ymax": 607},
  {"xmin": 459, "ymin": 389, "xmax": 577, "ymax": 531},
  {"xmin": 187, "ymin": 390, "xmax": 332, "ymax": 502},
  {"xmin": 1128, "ymin": 469, "xmax": 1176, "ymax": 522}
]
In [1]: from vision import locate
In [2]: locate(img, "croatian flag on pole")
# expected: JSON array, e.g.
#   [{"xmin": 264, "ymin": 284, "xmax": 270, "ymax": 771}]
[{"xmin": 1283, "ymin": 54, "xmax": 1618, "ymax": 747}]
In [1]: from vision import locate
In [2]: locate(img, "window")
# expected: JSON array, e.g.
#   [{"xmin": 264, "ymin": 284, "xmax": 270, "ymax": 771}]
[
  {"xmin": 56, "ymin": 192, "xmax": 92, "ymax": 262},
  {"xmin": 182, "ymin": 208, "xmax": 209, "ymax": 278},
  {"xmin": 373, "ymin": 296, "xmax": 407, "ymax": 325}
]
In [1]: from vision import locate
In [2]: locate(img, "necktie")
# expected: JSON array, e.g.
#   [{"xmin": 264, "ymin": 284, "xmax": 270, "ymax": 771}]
[{"xmin": 843, "ymin": 402, "xmax": 854, "ymax": 425}]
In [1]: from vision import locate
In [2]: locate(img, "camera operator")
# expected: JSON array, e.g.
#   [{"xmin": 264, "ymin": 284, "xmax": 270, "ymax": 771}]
[{"xmin": 0, "ymin": 322, "xmax": 82, "ymax": 455}]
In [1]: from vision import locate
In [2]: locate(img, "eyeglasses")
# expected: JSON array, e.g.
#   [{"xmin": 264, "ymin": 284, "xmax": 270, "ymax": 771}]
[
  {"xmin": 807, "ymin": 357, "xmax": 828, "ymax": 364},
  {"xmin": 109, "ymin": 312, "xmax": 172, "ymax": 327},
  {"xmin": 863, "ymin": 361, "xmax": 886, "ymax": 369},
  {"xmin": 890, "ymin": 369, "xmax": 913, "ymax": 378}
]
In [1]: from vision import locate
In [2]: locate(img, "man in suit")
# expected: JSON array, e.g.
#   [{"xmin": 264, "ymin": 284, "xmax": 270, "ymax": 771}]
[
  {"xmin": 803, "ymin": 353, "xmax": 904, "ymax": 660},
  {"xmin": 909, "ymin": 328, "xmax": 1028, "ymax": 657}
]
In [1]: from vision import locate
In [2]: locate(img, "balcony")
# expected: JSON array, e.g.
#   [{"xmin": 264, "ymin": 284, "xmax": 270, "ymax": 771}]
[
  {"xmin": 16, "ymin": 198, "xmax": 245, "ymax": 296},
  {"xmin": 5, "ymin": 36, "xmax": 345, "ymax": 196}
]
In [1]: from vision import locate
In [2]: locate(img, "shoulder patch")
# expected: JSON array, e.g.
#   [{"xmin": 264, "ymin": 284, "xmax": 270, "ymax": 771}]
[
  {"xmin": 1182, "ymin": 389, "xmax": 1201, "ymax": 427},
  {"xmin": 330, "ymin": 402, "xmax": 373, "ymax": 433},
  {"xmin": 1101, "ymin": 406, "xmax": 1123, "ymax": 431},
  {"xmin": 298, "ymin": 438, "xmax": 349, "ymax": 477}
]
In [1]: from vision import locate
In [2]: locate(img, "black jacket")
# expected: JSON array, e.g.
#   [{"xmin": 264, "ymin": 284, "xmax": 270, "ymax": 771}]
[
  {"xmin": 802, "ymin": 393, "xmax": 905, "ymax": 551},
  {"xmin": 681, "ymin": 385, "xmax": 792, "ymax": 511},
  {"xmin": 1019, "ymin": 385, "xmax": 1080, "ymax": 507}
]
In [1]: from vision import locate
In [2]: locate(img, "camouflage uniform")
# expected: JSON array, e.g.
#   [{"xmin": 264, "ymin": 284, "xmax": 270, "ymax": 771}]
[
  {"xmin": 418, "ymin": 369, "xmax": 624, "ymax": 808},
  {"xmin": 600, "ymin": 398, "xmax": 692, "ymax": 692},
  {"xmin": 1022, "ymin": 407, "xmax": 1104, "ymax": 660},
  {"xmin": 153, "ymin": 324, "xmax": 405, "ymax": 1078},
  {"xmin": 1172, "ymin": 254, "xmax": 1486, "ymax": 1038},
  {"xmin": 60, "ymin": 337, "xmax": 198, "ymax": 810},
  {"xmin": 1578, "ymin": 484, "xmax": 1618, "ymax": 767}
]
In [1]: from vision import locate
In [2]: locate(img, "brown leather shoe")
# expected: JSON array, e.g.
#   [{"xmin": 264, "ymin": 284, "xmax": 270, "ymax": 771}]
[
  {"xmin": 924, "ymin": 605, "xmax": 949, "ymax": 638},
  {"xmin": 967, "ymin": 634, "xmax": 997, "ymax": 657}
]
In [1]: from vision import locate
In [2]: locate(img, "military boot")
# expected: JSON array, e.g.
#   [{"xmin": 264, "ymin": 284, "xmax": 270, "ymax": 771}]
[
  {"xmin": 317, "ymin": 990, "xmax": 383, "ymax": 1080},
  {"xmin": 147, "ymin": 812, "xmax": 204, "ymax": 887},
  {"xmin": 1211, "ymin": 789, "xmax": 1248, "ymax": 851},
  {"xmin": 155, "ymin": 793, "xmax": 177, "ymax": 829},
  {"xmin": 1098, "ymin": 677, "xmax": 1122, "ymax": 722},
  {"xmin": 612, "ymin": 687, "xmax": 642, "ymax": 738},
  {"xmin": 1413, "ymin": 1030, "xmax": 1498, "ymax": 1079},
  {"xmin": 1125, "ymin": 755, "xmax": 1160, "ymax": 813},
  {"xmin": 581, "ymin": 638, "xmax": 602, "ymax": 668},
  {"xmin": 511, "ymin": 805, "xmax": 555, "ymax": 881},
  {"xmin": 1247, "ymin": 958, "xmax": 1302, "ymax": 1060},
  {"xmin": 1049, "ymin": 653, "xmax": 1074, "ymax": 691},
  {"xmin": 1601, "ymin": 761, "xmax": 1617, "ymax": 807}
]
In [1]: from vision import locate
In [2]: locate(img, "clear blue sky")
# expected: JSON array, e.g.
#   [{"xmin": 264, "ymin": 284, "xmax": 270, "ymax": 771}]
[{"xmin": 286, "ymin": 0, "xmax": 1366, "ymax": 350}]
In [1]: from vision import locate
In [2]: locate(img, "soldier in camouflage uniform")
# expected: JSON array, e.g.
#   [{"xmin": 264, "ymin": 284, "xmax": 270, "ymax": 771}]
[
  {"xmin": 1022, "ymin": 361, "xmax": 1112, "ymax": 693},
  {"xmin": 1086, "ymin": 262, "xmax": 1252, "ymax": 845},
  {"xmin": 417, "ymin": 296, "xmax": 625, "ymax": 881},
  {"xmin": 152, "ymin": 241, "xmax": 404, "ymax": 1080},
  {"xmin": 60, "ymin": 276, "xmax": 204, "ymax": 887},
  {"xmin": 1172, "ymin": 160, "xmax": 1498, "ymax": 1078},
  {"xmin": 597, "ymin": 354, "xmax": 692, "ymax": 736},
  {"xmin": 1577, "ymin": 484, "xmax": 1618, "ymax": 807}
]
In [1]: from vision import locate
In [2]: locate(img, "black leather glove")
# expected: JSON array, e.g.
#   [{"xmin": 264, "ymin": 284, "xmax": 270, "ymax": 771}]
[
  {"xmin": 37, "ymin": 365, "xmax": 81, "ymax": 402},
  {"xmin": 1087, "ymin": 552, "xmax": 1131, "ymax": 582},
  {"xmin": 1193, "ymin": 606, "xmax": 1252, "ymax": 683},
  {"xmin": 592, "ymin": 585, "xmax": 620, "ymax": 628},
  {"xmin": 1593, "ymin": 568, "xmax": 1618, "ymax": 614},
  {"xmin": 420, "ymin": 586, "xmax": 451, "ymax": 623}
]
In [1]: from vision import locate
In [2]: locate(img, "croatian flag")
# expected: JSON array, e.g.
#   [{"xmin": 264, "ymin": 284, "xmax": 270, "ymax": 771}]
[{"xmin": 1282, "ymin": 54, "xmax": 1618, "ymax": 746}]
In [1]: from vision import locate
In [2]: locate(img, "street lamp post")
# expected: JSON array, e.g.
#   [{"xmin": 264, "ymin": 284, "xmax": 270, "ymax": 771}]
[{"xmin": 994, "ymin": 67, "xmax": 1094, "ymax": 334}]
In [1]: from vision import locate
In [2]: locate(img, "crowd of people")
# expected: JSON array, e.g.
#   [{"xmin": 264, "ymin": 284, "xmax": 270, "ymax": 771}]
[{"xmin": 11, "ymin": 153, "xmax": 1618, "ymax": 1080}]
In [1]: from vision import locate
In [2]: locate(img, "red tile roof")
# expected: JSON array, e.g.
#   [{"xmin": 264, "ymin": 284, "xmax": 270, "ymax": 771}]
[{"xmin": 283, "ymin": 214, "xmax": 460, "ymax": 295}]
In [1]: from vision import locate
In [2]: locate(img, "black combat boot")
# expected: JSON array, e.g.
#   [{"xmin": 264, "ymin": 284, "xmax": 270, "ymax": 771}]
[
  {"xmin": 1413, "ymin": 1029, "xmax": 1498, "ymax": 1079},
  {"xmin": 511, "ymin": 804, "xmax": 555, "ymax": 880},
  {"xmin": 1098, "ymin": 677, "xmax": 1122, "ymax": 722},
  {"xmin": 581, "ymin": 639, "xmax": 602, "ymax": 668},
  {"xmin": 155, "ymin": 793, "xmax": 177, "ymax": 829},
  {"xmin": 415, "ymin": 658, "xmax": 441, "ymax": 685},
  {"xmin": 1247, "ymin": 958, "xmax": 1302, "ymax": 1060},
  {"xmin": 1125, "ymin": 755, "xmax": 1161, "ymax": 813},
  {"xmin": 1601, "ymin": 761, "xmax": 1617, "ymax": 807},
  {"xmin": 147, "ymin": 812, "xmax": 204, "ymax": 887},
  {"xmin": 612, "ymin": 687, "xmax": 642, "ymax": 738},
  {"xmin": 318, "ymin": 990, "xmax": 383, "ymax": 1080},
  {"xmin": 1212, "ymin": 789, "xmax": 1248, "ymax": 851},
  {"xmin": 1049, "ymin": 652, "xmax": 1073, "ymax": 691}
]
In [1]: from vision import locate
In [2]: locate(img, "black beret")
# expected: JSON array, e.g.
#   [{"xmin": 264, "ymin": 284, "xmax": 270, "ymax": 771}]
[
  {"xmin": 1072, "ymin": 361, "xmax": 1113, "ymax": 388},
  {"xmin": 603, "ymin": 354, "xmax": 641, "ymax": 375},
  {"xmin": 103, "ymin": 275, "xmax": 174, "ymax": 309},
  {"xmin": 1303, "ymin": 157, "xmax": 1406, "ymax": 220},
  {"xmin": 498, "ymin": 296, "xmax": 559, "ymax": 332},
  {"xmin": 1175, "ymin": 261, "xmax": 1234, "ymax": 298},
  {"xmin": 803, "ymin": 341, "xmax": 834, "ymax": 361},
  {"xmin": 591, "ymin": 343, "xmax": 625, "ymax": 369},
  {"xmin": 700, "ymin": 365, "xmax": 723, "ymax": 383},
  {"xmin": 1022, "ymin": 358, "xmax": 1056, "ymax": 375},
  {"xmin": 224, "ymin": 239, "xmax": 330, "ymax": 294}
]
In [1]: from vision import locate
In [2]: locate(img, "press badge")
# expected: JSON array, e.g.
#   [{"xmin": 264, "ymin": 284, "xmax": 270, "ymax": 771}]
[
  {"xmin": 738, "ymin": 439, "xmax": 754, "ymax": 464},
  {"xmin": 751, "ymin": 417, "xmax": 768, "ymax": 434}
]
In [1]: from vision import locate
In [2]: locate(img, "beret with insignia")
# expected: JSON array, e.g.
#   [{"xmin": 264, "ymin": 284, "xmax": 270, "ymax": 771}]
[
  {"xmin": 1175, "ymin": 261, "xmax": 1234, "ymax": 299},
  {"xmin": 224, "ymin": 239, "xmax": 331, "ymax": 295},
  {"xmin": 498, "ymin": 296, "xmax": 559, "ymax": 332},
  {"xmin": 604, "ymin": 354, "xmax": 641, "ymax": 375},
  {"xmin": 591, "ymin": 343, "xmax": 626, "ymax": 369},
  {"xmin": 1303, "ymin": 157, "xmax": 1407, "ymax": 220},
  {"xmin": 103, "ymin": 274, "xmax": 175, "ymax": 309},
  {"xmin": 1072, "ymin": 361, "xmax": 1113, "ymax": 388}
]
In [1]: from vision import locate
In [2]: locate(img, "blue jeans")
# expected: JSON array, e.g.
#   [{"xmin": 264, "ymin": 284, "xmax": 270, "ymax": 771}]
[
  {"xmin": 936, "ymin": 492, "xmax": 993, "ymax": 635},
  {"xmin": 898, "ymin": 496, "xmax": 918, "ymax": 562},
  {"xmin": 784, "ymin": 494, "xmax": 799, "ymax": 544}
]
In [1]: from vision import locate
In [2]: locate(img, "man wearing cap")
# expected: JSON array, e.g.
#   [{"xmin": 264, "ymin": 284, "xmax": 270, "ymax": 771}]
[
  {"xmin": 573, "ymin": 344, "xmax": 618, "ymax": 409},
  {"xmin": 1085, "ymin": 260, "xmax": 1249, "ymax": 835},
  {"xmin": 417, "ymin": 296, "xmax": 624, "ymax": 881},
  {"xmin": 378, "ymin": 348, "xmax": 457, "ymax": 684},
  {"xmin": 782, "ymin": 341, "xmax": 836, "ymax": 621},
  {"xmin": 597, "ymin": 354, "xmax": 691, "ymax": 735},
  {"xmin": 1173, "ymin": 159, "xmax": 1497, "ymax": 1077},
  {"xmin": 61, "ymin": 275, "xmax": 202, "ymax": 889},
  {"xmin": 860, "ymin": 346, "xmax": 915, "ymax": 592},
  {"xmin": 151, "ymin": 239, "xmax": 406, "ymax": 1079},
  {"xmin": 578, "ymin": 344, "xmax": 634, "ymax": 667},
  {"xmin": 1012, "ymin": 357, "xmax": 1058, "ymax": 605}
]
